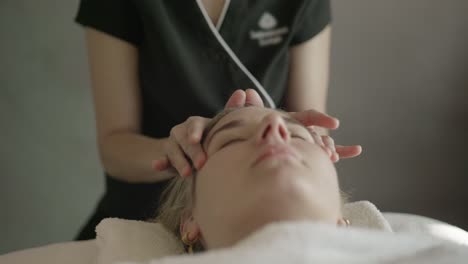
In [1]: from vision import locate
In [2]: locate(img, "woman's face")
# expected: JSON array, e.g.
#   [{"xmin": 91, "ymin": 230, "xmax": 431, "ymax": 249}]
[{"xmin": 192, "ymin": 107, "xmax": 341, "ymax": 249}]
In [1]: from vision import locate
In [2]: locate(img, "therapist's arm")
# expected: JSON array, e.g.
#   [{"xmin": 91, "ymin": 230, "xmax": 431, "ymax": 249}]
[
  {"xmin": 286, "ymin": 25, "xmax": 332, "ymax": 135},
  {"xmin": 84, "ymin": 28, "xmax": 174, "ymax": 183},
  {"xmin": 84, "ymin": 29, "xmax": 252, "ymax": 181}
]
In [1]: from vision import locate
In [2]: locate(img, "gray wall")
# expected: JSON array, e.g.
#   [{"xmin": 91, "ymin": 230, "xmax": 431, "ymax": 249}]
[
  {"xmin": 330, "ymin": 0, "xmax": 468, "ymax": 228},
  {"xmin": 1, "ymin": 0, "xmax": 467, "ymax": 254},
  {"xmin": 1, "ymin": 0, "xmax": 103, "ymax": 254}
]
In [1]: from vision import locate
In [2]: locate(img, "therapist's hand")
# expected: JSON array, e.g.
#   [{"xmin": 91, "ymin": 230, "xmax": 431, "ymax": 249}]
[
  {"xmin": 288, "ymin": 109, "xmax": 362, "ymax": 162},
  {"xmin": 153, "ymin": 89, "xmax": 256, "ymax": 177},
  {"xmin": 236, "ymin": 89, "xmax": 362, "ymax": 162},
  {"xmin": 153, "ymin": 89, "xmax": 361, "ymax": 177},
  {"xmin": 307, "ymin": 126, "xmax": 362, "ymax": 163},
  {"xmin": 241, "ymin": 88, "xmax": 362, "ymax": 162}
]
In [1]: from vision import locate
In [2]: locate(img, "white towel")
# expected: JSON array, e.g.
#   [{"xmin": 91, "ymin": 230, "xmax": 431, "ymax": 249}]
[
  {"xmin": 2, "ymin": 201, "xmax": 466, "ymax": 264},
  {"xmin": 119, "ymin": 221, "xmax": 468, "ymax": 264},
  {"xmin": 95, "ymin": 200, "xmax": 392, "ymax": 264},
  {"xmin": 343, "ymin": 200, "xmax": 393, "ymax": 231},
  {"xmin": 95, "ymin": 201, "xmax": 468, "ymax": 264},
  {"xmin": 96, "ymin": 218, "xmax": 184, "ymax": 264}
]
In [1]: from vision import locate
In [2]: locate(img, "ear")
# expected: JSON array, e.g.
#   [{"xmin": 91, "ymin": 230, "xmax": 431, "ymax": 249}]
[
  {"xmin": 179, "ymin": 210, "xmax": 202, "ymax": 241},
  {"xmin": 337, "ymin": 217, "xmax": 351, "ymax": 227}
]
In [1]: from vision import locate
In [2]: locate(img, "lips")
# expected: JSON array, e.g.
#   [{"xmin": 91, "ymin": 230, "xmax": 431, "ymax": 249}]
[{"xmin": 251, "ymin": 145, "xmax": 299, "ymax": 167}]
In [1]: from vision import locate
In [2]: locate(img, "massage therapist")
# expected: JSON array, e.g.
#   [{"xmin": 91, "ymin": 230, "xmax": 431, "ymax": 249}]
[{"xmin": 73, "ymin": 0, "xmax": 360, "ymax": 240}]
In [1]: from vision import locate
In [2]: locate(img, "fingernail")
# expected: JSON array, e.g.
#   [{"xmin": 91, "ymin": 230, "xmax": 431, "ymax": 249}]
[
  {"xmin": 321, "ymin": 146, "xmax": 332, "ymax": 157},
  {"xmin": 196, "ymin": 155, "xmax": 206, "ymax": 169},
  {"xmin": 184, "ymin": 166, "xmax": 192, "ymax": 177},
  {"xmin": 152, "ymin": 160, "xmax": 162, "ymax": 170},
  {"xmin": 190, "ymin": 134, "xmax": 200, "ymax": 144},
  {"xmin": 179, "ymin": 167, "xmax": 186, "ymax": 177}
]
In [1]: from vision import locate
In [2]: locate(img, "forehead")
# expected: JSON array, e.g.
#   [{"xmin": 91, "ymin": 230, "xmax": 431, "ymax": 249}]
[
  {"xmin": 229, "ymin": 106, "xmax": 279, "ymax": 119},
  {"xmin": 209, "ymin": 107, "xmax": 288, "ymax": 133}
]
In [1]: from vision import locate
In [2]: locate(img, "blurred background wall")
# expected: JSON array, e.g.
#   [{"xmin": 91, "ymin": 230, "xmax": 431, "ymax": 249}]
[{"xmin": 1, "ymin": 0, "xmax": 467, "ymax": 254}]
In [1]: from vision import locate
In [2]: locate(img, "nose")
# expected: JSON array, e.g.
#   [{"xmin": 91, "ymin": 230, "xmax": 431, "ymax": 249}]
[{"xmin": 255, "ymin": 113, "xmax": 290, "ymax": 145}]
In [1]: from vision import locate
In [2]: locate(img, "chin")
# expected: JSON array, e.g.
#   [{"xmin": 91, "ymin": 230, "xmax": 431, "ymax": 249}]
[
  {"xmin": 240, "ymin": 202, "xmax": 322, "ymax": 234},
  {"xmin": 252, "ymin": 155, "xmax": 306, "ymax": 174},
  {"xmin": 247, "ymin": 176, "xmax": 319, "ymax": 216}
]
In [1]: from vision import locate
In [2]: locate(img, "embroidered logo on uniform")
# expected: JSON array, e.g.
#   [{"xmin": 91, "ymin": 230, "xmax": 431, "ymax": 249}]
[
  {"xmin": 259, "ymin": 12, "xmax": 277, "ymax": 30},
  {"xmin": 250, "ymin": 12, "xmax": 289, "ymax": 47}
]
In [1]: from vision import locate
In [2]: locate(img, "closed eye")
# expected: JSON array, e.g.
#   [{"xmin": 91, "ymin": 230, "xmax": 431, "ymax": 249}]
[
  {"xmin": 291, "ymin": 134, "xmax": 307, "ymax": 140},
  {"xmin": 219, "ymin": 138, "xmax": 246, "ymax": 149},
  {"xmin": 221, "ymin": 134, "xmax": 306, "ymax": 149}
]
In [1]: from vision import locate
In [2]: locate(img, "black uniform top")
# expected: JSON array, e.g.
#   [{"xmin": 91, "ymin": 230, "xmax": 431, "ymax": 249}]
[{"xmin": 74, "ymin": 0, "xmax": 331, "ymax": 239}]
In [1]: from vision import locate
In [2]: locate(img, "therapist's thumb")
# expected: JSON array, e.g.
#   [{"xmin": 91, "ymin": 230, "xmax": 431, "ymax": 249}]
[{"xmin": 225, "ymin": 89, "xmax": 246, "ymax": 108}]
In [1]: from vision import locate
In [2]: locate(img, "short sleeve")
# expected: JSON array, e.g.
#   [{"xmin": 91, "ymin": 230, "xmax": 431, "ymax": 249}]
[
  {"xmin": 75, "ymin": 0, "xmax": 143, "ymax": 46},
  {"xmin": 290, "ymin": 0, "xmax": 331, "ymax": 46}
]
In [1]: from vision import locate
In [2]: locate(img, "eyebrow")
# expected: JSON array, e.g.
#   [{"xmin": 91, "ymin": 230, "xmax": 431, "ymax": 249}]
[
  {"xmin": 204, "ymin": 114, "xmax": 306, "ymax": 148},
  {"xmin": 204, "ymin": 119, "xmax": 245, "ymax": 148}
]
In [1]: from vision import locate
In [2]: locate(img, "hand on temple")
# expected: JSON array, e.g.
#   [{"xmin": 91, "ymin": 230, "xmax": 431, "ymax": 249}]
[
  {"xmin": 152, "ymin": 90, "xmax": 256, "ymax": 176},
  {"xmin": 237, "ymin": 89, "xmax": 362, "ymax": 163},
  {"xmin": 153, "ymin": 89, "xmax": 362, "ymax": 177}
]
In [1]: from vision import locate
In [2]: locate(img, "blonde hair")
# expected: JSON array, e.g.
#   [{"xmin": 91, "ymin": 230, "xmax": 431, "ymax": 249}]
[
  {"xmin": 152, "ymin": 107, "xmax": 350, "ymax": 253},
  {"xmin": 153, "ymin": 175, "xmax": 203, "ymax": 252},
  {"xmin": 153, "ymin": 108, "xmax": 237, "ymax": 252}
]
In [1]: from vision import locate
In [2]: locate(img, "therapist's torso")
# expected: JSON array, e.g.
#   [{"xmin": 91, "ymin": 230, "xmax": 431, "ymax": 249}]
[{"xmin": 75, "ymin": 0, "xmax": 331, "ymax": 219}]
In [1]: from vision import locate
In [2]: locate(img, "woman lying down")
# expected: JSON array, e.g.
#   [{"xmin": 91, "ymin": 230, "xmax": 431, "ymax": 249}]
[
  {"xmin": 145, "ymin": 106, "xmax": 468, "ymax": 263},
  {"xmin": 2, "ymin": 105, "xmax": 467, "ymax": 264}
]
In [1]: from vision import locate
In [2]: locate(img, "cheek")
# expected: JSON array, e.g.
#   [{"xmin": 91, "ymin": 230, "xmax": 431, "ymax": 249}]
[
  {"xmin": 193, "ymin": 148, "xmax": 250, "ymax": 237},
  {"xmin": 195, "ymin": 148, "xmax": 249, "ymax": 204},
  {"xmin": 297, "ymin": 142, "xmax": 331, "ymax": 165},
  {"xmin": 299, "ymin": 143, "xmax": 339, "ymax": 187}
]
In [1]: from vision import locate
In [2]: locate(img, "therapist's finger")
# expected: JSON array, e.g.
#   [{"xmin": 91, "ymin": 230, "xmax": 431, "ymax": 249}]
[
  {"xmin": 153, "ymin": 157, "xmax": 170, "ymax": 171},
  {"xmin": 307, "ymin": 127, "xmax": 332, "ymax": 157},
  {"xmin": 225, "ymin": 89, "xmax": 246, "ymax": 109},
  {"xmin": 172, "ymin": 128, "xmax": 201, "ymax": 172},
  {"xmin": 322, "ymin": 135, "xmax": 339, "ymax": 163},
  {"xmin": 245, "ymin": 89, "xmax": 264, "ymax": 107},
  {"xmin": 289, "ymin": 110, "xmax": 339, "ymax": 130},
  {"xmin": 186, "ymin": 116, "xmax": 210, "ymax": 144},
  {"xmin": 166, "ymin": 140, "xmax": 192, "ymax": 177},
  {"xmin": 152, "ymin": 157, "xmax": 184, "ymax": 177},
  {"xmin": 336, "ymin": 145, "xmax": 362, "ymax": 159},
  {"xmin": 180, "ymin": 139, "xmax": 207, "ymax": 170},
  {"xmin": 186, "ymin": 117, "xmax": 210, "ymax": 169}
]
